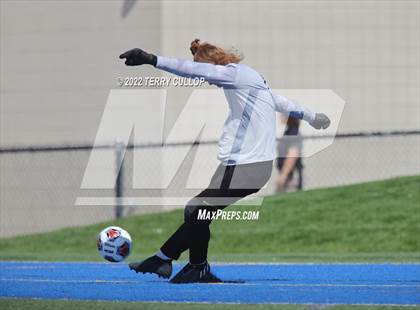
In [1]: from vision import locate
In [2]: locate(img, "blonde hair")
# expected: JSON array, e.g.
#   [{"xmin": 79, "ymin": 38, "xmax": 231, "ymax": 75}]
[{"xmin": 190, "ymin": 39, "xmax": 242, "ymax": 65}]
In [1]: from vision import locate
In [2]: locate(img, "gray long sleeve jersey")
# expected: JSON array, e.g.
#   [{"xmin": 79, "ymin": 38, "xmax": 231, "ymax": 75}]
[{"xmin": 156, "ymin": 56, "xmax": 316, "ymax": 165}]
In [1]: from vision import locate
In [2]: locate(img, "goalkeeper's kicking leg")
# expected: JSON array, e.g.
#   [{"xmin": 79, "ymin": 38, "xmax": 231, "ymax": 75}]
[
  {"xmin": 128, "ymin": 196, "xmax": 221, "ymax": 281},
  {"xmin": 129, "ymin": 161, "xmax": 272, "ymax": 283}
]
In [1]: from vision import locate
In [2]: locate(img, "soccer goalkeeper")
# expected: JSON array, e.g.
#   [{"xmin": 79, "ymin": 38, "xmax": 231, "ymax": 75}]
[{"xmin": 120, "ymin": 39, "xmax": 330, "ymax": 283}]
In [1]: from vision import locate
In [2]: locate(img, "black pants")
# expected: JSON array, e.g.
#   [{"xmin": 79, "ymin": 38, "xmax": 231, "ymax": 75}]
[{"xmin": 160, "ymin": 160, "xmax": 273, "ymax": 264}]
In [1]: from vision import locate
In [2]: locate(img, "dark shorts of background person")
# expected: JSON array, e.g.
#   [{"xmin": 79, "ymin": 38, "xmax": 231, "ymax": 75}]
[
  {"xmin": 160, "ymin": 160, "xmax": 273, "ymax": 264},
  {"xmin": 276, "ymin": 125, "xmax": 303, "ymax": 190}
]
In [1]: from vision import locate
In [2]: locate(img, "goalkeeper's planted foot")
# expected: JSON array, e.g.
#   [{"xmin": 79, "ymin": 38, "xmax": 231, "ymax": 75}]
[
  {"xmin": 129, "ymin": 255, "xmax": 172, "ymax": 279},
  {"xmin": 169, "ymin": 261, "xmax": 222, "ymax": 284}
]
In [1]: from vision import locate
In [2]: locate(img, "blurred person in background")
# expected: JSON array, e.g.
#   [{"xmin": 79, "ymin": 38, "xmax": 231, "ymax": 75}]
[{"xmin": 275, "ymin": 116, "xmax": 303, "ymax": 192}]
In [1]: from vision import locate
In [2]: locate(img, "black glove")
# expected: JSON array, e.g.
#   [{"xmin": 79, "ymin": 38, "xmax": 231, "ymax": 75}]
[
  {"xmin": 119, "ymin": 48, "xmax": 157, "ymax": 66},
  {"xmin": 310, "ymin": 113, "xmax": 331, "ymax": 129}
]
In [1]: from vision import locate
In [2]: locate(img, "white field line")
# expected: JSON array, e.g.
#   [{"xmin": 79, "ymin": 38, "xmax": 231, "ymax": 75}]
[
  {"xmin": 1, "ymin": 296, "xmax": 419, "ymax": 307},
  {"xmin": 1, "ymin": 278, "xmax": 419, "ymax": 288},
  {"xmin": 1, "ymin": 261, "xmax": 420, "ymax": 266}
]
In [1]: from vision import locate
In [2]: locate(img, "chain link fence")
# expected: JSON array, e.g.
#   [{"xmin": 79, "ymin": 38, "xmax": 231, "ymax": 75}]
[{"xmin": 1, "ymin": 131, "xmax": 419, "ymax": 237}]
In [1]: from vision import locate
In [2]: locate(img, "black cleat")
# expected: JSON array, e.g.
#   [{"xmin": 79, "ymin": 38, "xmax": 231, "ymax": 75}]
[
  {"xmin": 129, "ymin": 255, "xmax": 172, "ymax": 279},
  {"xmin": 169, "ymin": 261, "xmax": 222, "ymax": 284}
]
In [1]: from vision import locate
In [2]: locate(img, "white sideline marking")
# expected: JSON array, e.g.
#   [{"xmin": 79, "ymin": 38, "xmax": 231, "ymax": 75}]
[
  {"xmin": 2, "ymin": 261, "xmax": 420, "ymax": 266},
  {"xmin": 2, "ymin": 296, "xmax": 420, "ymax": 307},
  {"xmin": 1, "ymin": 278, "xmax": 419, "ymax": 288}
]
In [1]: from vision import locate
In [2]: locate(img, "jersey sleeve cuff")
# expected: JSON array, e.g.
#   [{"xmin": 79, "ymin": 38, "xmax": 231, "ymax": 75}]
[{"xmin": 303, "ymin": 111, "xmax": 316, "ymax": 123}]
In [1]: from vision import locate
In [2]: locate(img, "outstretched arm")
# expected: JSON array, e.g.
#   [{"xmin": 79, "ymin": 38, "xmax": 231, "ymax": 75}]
[
  {"xmin": 272, "ymin": 92, "xmax": 330, "ymax": 129},
  {"xmin": 119, "ymin": 48, "xmax": 236, "ymax": 87}
]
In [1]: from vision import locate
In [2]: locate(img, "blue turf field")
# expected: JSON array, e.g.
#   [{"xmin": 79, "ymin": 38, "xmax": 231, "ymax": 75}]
[{"xmin": 0, "ymin": 261, "xmax": 419, "ymax": 305}]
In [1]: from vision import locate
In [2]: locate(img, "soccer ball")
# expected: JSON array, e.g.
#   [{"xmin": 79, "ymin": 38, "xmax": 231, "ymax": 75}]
[{"xmin": 97, "ymin": 226, "xmax": 132, "ymax": 262}]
